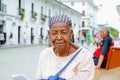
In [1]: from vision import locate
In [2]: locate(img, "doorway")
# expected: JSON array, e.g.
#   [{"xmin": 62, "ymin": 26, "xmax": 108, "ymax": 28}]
[
  {"xmin": 18, "ymin": 26, "xmax": 21, "ymax": 44},
  {"xmin": 0, "ymin": 25, "xmax": 3, "ymax": 32},
  {"xmin": 31, "ymin": 28, "xmax": 33, "ymax": 44},
  {"xmin": 40, "ymin": 27, "xmax": 43, "ymax": 39}
]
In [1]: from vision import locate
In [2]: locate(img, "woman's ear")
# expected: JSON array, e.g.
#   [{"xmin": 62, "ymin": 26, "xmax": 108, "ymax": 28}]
[
  {"xmin": 48, "ymin": 30, "xmax": 51, "ymax": 39},
  {"xmin": 70, "ymin": 29, "xmax": 73, "ymax": 39}
]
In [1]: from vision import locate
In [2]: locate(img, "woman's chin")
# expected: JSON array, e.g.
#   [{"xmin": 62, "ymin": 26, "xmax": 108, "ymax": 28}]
[{"xmin": 55, "ymin": 45, "xmax": 65, "ymax": 49}]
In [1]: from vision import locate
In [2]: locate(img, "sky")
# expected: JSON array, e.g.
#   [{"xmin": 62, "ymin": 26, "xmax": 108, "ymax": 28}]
[{"xmin": 94, "ymin": 0, "xmax": 120, "ymax": 30}]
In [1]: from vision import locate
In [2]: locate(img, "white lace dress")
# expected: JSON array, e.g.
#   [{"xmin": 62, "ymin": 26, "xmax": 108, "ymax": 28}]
[{"xmin": 36, "ymin": 47, "xmax": 95, "ymax": 80}]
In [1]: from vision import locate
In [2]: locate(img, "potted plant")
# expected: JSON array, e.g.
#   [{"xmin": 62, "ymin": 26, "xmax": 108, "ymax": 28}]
[
  {"xmin": 41, "ymin": 15, "xmax": 47, "ymax": 22},
  {"xmin": 32, "ymin": 12, "xmax": 37, "ymax": 20},
  {"xmin": 19, "ymin": 8, "xmax": 25, "ymax": 20}
]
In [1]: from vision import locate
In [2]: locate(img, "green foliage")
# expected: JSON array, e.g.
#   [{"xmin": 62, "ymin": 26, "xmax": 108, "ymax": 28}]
[
  {"xmin": 109, "ymin": 27, "xmax": 119, "ymax": 38},
  {"xmin": 19, "ymin": 8, "xmax": 25, "ymax": 20},
  {"xmin": 32, "ymin": 12, "xmax": 37, "ymax": 20},
  {"xmin": 41, "ymin": 15, "xmax": 47, "ymax": 22}
]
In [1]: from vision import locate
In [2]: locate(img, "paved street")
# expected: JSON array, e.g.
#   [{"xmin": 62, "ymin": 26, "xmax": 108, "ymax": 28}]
[
  {"xmin": 0, "ymin": 42, "xmax": 95, "ymax": 80},
  {"xmin": 0, "ymin": 44, "xmax": 48, "ymax": 80}
]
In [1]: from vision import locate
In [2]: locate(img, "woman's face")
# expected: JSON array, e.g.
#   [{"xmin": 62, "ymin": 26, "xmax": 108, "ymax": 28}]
[{"xmin": 48, "ymin": 22, "xmax": 73, "ymax": 49}]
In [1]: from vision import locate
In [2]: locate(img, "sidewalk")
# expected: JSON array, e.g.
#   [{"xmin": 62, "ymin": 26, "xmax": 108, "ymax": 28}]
[
  {"xmin": 0, "ymin": 44, "xmax": 46, "ymax": 49},
  {"xmin": 0, "ymin": 42, "xmax": 96, "ymax": 53}
]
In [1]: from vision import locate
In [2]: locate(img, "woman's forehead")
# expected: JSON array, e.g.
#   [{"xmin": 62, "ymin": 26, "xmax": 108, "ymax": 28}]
[{"xmin": 50, "ymin": 22, "xmax": 70, "ymax": 29}]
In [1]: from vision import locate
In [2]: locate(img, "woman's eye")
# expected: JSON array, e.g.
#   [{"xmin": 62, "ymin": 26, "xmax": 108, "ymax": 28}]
[
  {"xmin": 51, "ymin": 32, "xmax": 57, "ymax": 35},
  {"xmin": 62, "ymin": 32, "xmax": 67, "ymax": 35}
]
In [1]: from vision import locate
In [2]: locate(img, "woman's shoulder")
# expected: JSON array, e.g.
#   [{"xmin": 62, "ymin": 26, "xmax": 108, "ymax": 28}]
[
  {"xmin": 40, "ymin": 47, "xmax": 53, "ymax": 57},
  {"xmin": 78, "ymin": 47, "xmax": 92, "ymax": 58},
  {"xmin": 72, "ymin": 47, "xmax": 93, "ymax": 64},
  {"xmin": 41, "ymin": 47, "xmax": 53, "ymax": 52}
]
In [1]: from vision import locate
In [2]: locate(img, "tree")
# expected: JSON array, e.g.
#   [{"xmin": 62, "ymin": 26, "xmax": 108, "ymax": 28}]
[{"xmin": 109, "ymin": 27, "xmax": 119, "ymax": 38}]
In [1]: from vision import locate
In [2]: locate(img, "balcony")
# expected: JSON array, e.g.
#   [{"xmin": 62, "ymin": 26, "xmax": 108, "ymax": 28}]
[
  {"xmin": 41, "ymin": 14, "xmax": 47, "ymax": 23},
  {"xmin": 18, "ymin": 8, "xmax": 25, "ymax": 20},
  {"xmin": 30, "ymin": 11, "xmax": 37, "ymax": 21}
]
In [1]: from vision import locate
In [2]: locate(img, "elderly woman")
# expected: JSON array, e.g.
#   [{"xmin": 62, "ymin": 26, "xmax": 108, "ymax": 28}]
[{"xmin": 36, "ymin": 14, "xmax": 95, "ymax": 80}]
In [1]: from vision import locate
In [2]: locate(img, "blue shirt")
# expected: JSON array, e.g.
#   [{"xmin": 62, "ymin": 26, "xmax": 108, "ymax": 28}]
[{"xmin": 100, "ymin": 35, "xmax": 113, "ymax": 56}]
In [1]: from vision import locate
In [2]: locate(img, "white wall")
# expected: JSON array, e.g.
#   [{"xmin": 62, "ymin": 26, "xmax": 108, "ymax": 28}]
[{"xmin": 2, "ymin": 0, "xmax": 82, "ymax": 45}]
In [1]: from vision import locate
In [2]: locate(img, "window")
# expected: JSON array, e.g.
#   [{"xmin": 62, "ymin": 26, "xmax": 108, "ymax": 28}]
[
  {"xmin": 71, "ymin": 2, "xmax": 74, "ymax": 6},
  {"xmin": 48, "ymin": 9, "xmax": 51, "ymax": 17},
  {"xmin": 48, "ymin": 9, "xmax": 51, "ymax": 22},
  {"xmin": 82, "ymin": 10, "xmax": 85, "ymax": 16},
  {"xmin": 82, "ymin": 21, "xmax": 85, "ymax": 27},
  {"xmin": 41, "ymin": 6, "xmax": 43, "ymax": 16},
  {"xmin": 18, "ymin": 0, "xmax": 25, "ymax": 14},
  {"xmin": 0, "ymin": 0, "xmax": 1, "ymax": 11},
  {"xmin": 55, "ymin": 11, "xmax": 58, "ymax": 15},
  {"xmin": 18, "ymin": 0, "xmax": 25, "ymax": 9},
  {"xmin": 21, "ymin": 0, "xmax": 25, "ymax": 8},
  {"xmin": 31, "ymin": 3, "xmax": 34, "ymax": 17},
  {"xmin": 82, "ymin": 1, "xmax": 85, "ymax": 6}
]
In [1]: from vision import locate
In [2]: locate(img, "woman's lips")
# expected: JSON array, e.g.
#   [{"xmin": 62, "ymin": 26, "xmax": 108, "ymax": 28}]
[{"xmin": 55, "ymin": 42, "xmax": 64, "ymax": 46}]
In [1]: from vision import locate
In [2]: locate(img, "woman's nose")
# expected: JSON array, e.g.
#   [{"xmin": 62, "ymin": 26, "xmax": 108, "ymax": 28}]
[{"xmin": 56, "ymin": 33, "xmax": 62, "ymax": 40}]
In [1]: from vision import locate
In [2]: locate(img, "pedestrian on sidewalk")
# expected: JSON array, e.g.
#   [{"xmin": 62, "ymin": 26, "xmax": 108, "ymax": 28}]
[
  {"xmin": 36, "ymin": 14, "xmax": 95, "ymax": 80},
  {"xmin": 86, "ymin": 32, "xmax": 91, "ymax": 46},
  {"xmin": 0, "ymin": 32, "xmax": 5, "ymax": 47},
  {"xmin": 81, "ymin": 32, "xmax": 85, "ymax": 46},
  {"xmin": 31, "ymin": 33, "xmax": 34, "ymax": 44},
  {"xmin": 94, "ymin": 33, "xmax": 101, "ymax": 48},
  {"xmin": 23, "ymin": 32, "xmax": 27, "ymax": 44},
  {"xmin": 9, "ymin": 31, "xmax": 13, "ymax": 45}
]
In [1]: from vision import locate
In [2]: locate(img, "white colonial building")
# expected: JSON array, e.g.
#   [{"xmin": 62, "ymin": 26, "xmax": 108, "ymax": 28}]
[
  {"xmin": 59, "ymin": 0, "xmax": 98, "ymax": 38},
  {"xmin": 0, "ymin": 0, "xmax": 83, "ymax": 45}
]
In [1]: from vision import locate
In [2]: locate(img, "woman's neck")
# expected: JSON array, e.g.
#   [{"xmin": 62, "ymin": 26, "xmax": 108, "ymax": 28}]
[
  {"xmin": 53, "ymin": 42, "xmax": 79, "ymax": 57},
  {"xmin": 54, "ymin": 45, "xmax": 70, "ymax": 57}
]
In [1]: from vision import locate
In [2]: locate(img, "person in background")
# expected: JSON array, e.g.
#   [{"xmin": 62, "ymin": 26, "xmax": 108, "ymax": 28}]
[
  {"xmin": 94, "ymin": 33, "xmax": 101, "ymax": 48},
  {"xmin": 81, "ymin": 32, "xmax": 85, "ymax": 46},
  {"xmin": 0, "ymin": 32, "xmax": 5, "ymax": 47},
  {"xmin": 23, "ymin": 32, "xmax": 27, "ymax": 44},
  {"xmin": 9, "ymin": 31, "xmax": 13, "ymax": 45},
  {"xmin": 40, "ymin": 34, "xmax": 44, "ymax": 44},
  {"xmin": 93, "ymin": 27, "xmax": 114, "ymax": 69},
  {"xmin": 36, "ymin": 14, "xmax": 95, "ymax": 80},
  {"xmin": 71, "ymin": 34, "xmax": 75, "ymax": 43},
  {"xmin": 45, "ymin": 34, "xmax": 49, "ymax": 45},
  {"xmin": 31, "ymin": 33, "xmax": 34, "ymax": 44},
  {"xmin": 86, "ymin": 32, "xmax": 91, "ymax": 46}
]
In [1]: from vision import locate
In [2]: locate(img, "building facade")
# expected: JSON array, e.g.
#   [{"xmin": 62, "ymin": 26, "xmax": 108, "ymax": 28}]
[
  {"xmin": 0, "ymin": 0, "xmax": 82, "ymax": 45},
  {"xmin": 60, "ymin": 0, "xmax": 98, "ymax": 38}
]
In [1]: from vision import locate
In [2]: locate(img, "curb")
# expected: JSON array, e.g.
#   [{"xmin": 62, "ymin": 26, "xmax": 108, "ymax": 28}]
[{"xmin": 0, "ymin": 44, "xmax": 46, "ymax": 49}]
